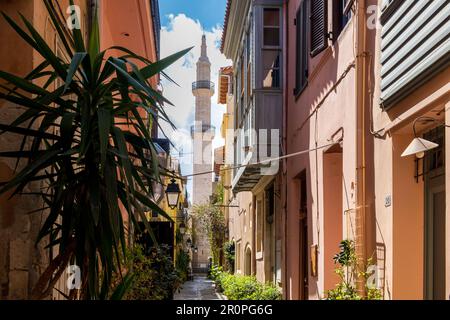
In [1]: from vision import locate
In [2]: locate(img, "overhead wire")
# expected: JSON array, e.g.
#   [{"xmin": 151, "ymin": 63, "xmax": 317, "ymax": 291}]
[{"xmin": 180, "ymin": 141, "xmax": 339, "ymax": 179}]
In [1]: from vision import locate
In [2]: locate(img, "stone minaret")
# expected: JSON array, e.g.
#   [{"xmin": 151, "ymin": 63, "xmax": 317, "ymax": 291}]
[{"xmin": 191, "ymin": 35, "xmax": 214, "ymax": 272}]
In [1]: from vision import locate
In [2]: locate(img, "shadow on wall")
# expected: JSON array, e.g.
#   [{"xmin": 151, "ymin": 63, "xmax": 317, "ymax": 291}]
[{"xmin": 0, "ymin": 162, "xmax": 16, "ymax": 228}]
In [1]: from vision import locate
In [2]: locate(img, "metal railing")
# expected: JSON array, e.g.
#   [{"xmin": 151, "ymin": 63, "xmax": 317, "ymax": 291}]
[
  {"xmin": 190, "ymin": 124, "xmax": 216, "ymax": 136},
  {"xmin": 192, "ymin": 80, "xmax": 215, "ymax": 91}
]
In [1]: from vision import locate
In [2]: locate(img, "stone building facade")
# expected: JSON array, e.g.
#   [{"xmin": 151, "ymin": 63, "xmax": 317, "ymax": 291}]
[
  {"xmin": 0, "ymin": 0, "xmax": 91, "ymax": 300},
  {"xmin": 0, "ymin": 0, "xmax": 161, "ymax": 300}
]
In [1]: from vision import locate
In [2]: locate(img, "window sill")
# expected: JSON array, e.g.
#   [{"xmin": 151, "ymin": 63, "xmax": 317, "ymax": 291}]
[
  {"xmin": 294, "ymin": 82, "xmax": 308, "ymax": 101},
  {"xmin": 333, "ymin": 17, "xmax": 353, "ymax": 46}
]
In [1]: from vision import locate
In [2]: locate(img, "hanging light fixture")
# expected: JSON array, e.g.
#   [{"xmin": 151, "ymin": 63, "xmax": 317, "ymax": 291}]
[
  {"xmin": 166, "ymin": 178, "xmax": 181, "ymax": 209},
  {"xmin": 401, "ymin": 137, "xmax": 439, "ymax": 158},
  {"xmin": 401, "ymin": 116, "xmax": 445, "ymax": 158}
]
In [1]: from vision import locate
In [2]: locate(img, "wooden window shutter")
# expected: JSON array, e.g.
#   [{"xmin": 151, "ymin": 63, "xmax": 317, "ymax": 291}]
[
  {"xmin": 295, "ymin": 0, "xmax": 308, "ymax": 96},
  {"xmin": 310, "ymin": 0, "xmax": 328, "ymax": 57}
]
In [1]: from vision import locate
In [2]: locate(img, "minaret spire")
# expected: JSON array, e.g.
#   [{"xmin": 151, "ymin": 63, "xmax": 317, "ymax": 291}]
[
  {"xmin": 200, "ymin": 34, "xmax": 209, "ymax": 62},
  {"xmin": 201, "ymin": 34, "xmax": 207, "ymax": 57}
]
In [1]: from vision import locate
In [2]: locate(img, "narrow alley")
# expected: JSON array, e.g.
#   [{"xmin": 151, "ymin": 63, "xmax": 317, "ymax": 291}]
[{"xmin": 174, "ymin": 276, "xmax": 226, "ymax": 300}]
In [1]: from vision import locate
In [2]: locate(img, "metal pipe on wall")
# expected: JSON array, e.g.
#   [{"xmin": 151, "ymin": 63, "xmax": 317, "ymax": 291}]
[{"xmin": 355, "ymin": 0, "xmax": 369, "ymax": 296}]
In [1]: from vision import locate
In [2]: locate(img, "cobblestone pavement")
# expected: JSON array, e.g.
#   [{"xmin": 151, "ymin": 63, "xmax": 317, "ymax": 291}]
[{"xmin": 174, "ymin": 275, "xmax": 226, "ymax": 300}]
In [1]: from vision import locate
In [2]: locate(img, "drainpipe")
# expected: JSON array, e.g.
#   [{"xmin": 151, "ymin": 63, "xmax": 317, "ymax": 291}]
[
  {"xmin": 355, "ymin": 0, "xmax": 369, "ymax": 296},
  {"xmin": 282, "ymin": 0, "xmax": 289, "ymax": 300}
]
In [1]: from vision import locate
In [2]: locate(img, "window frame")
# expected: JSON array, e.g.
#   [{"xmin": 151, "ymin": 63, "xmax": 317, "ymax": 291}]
[
  {"xmin": 261, "ymin": 6, "xmax": 282, "ymax": 89},
  {"xmin": 262, "ymin": 7, "xmax": 281, "ymax": 49},
  {"xmin": 294, "ymin": 0, "xmax": 309, "ymax": 97},
  {"xmin": 332, "ymin": 0, "xmax": 353, "ymax": 41},
  {"xmin": 255, "ymin": 198, "xmax": 264, "ymax": 258}
]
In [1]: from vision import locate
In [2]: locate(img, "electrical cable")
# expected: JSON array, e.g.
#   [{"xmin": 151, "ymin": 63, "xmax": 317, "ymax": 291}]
[{"xmin": 181, "ymin": 141, "xmax": 339, "ymax": 179}]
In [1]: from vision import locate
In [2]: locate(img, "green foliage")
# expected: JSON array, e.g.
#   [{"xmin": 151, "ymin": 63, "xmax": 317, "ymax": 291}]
[
  {"xmin": 325, "ymin": 240, "xmax": 383, "ymax": 300},
  {"xmin": 121, "ymin": 244, "xmax": 182, "ymax": 300},
  {"xmin": 175, "ymin": 229, "xmax": 183, "ymax": 245},
  {"xmin": 367, "ymin": 287, "xmax": 383, "ymax": 300},
  {"xmin": 223, "ymin": 241, "xmax": 235, "ymax": 272},
  {"xmin": 325, "ymin": 281, "xmax": 360, "ymax": 300},
  {"xmin": 0, "ymin": 3, "xmax": 190, "ymax": 299},
  {"xmin": 212, "ymin": 182, "xmax": 224, "ymax": 204},
  {"xmin": 175, "ymin": 249, "xmax": 190, "ymax": 282},
  {"xmin": 213, "ymin": 270, "xmax": 281, "ymax": 300},
  {"xmin": 192, "ymin": 203, "xmax": 226, "ymax": 265},
  {"xmin": 333, "ymin": 239, "xmax": 356, "ymax": 266},
  {"xmin": 209, "ymin": 264, "xmax": 223, "ymax": 282},
  {"xmin": 110, "ymin": 273, "xmax": 136, "ymax": 300}
]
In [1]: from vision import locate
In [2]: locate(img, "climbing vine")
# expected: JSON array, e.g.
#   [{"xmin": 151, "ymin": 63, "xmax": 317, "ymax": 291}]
[{"xmin": 191, "ymin": 183, "xmax": 227, "ymax": 265}]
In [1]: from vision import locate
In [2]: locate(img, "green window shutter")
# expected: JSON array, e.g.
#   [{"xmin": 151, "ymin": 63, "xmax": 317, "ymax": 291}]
[
  {"xmin": 310, "ymin": 0, "xmax": 328, "ymax": 57},
  {"xmin": 295, "ymin": 0, "xmax": 308, "ymax": 96}
]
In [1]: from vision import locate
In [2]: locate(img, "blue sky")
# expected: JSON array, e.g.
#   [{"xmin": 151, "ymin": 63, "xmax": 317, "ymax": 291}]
[
  {"xmin": 158, "ymin": 1, "xmax": 231, "ymax": 202},
  {"xmin": 159, "ymin": 0, "xmax": 227, "ymax": 31}
]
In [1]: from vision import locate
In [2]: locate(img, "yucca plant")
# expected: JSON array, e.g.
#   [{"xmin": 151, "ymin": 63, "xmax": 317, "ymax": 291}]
[{"xmin": 0, "ymin": 1, "xmax": 190, "ymax": 300}]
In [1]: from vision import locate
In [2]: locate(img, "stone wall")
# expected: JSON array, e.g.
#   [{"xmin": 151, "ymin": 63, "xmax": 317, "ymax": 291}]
[{"xmin": 0, "ymin": 0, "xmax": 89, "ymax": 300}]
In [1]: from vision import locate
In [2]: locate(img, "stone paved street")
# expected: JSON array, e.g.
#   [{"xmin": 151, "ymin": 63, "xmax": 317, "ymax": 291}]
[{"xmin": 174, "ymin": 275, "xmax": 226, "ymax": 300}]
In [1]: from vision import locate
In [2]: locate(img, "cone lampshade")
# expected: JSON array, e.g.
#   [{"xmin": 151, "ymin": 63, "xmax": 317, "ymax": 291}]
[{"xmin": 401, "ymin": 137, "xmax": 439, "ymax": 158}]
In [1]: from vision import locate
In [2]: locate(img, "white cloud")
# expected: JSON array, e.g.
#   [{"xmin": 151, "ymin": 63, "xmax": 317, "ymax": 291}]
[{"xmin": 159, "ymin": 14, "xmax": 232, "ymax": 200}]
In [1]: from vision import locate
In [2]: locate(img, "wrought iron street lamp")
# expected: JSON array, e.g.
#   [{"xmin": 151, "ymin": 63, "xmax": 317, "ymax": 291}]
[{"xmin": 166, "ymin": 178, "xmax": 181, "ymax": 209}]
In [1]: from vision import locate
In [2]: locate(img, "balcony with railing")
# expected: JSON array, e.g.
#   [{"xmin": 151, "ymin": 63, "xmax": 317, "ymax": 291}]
[
  {"xmin": 192, "ymin": 80, "xmax": 215, "ymax": 93},
  {"xmin": 190, "ymin": 124, "xmax": 216, "ymax": 137}
]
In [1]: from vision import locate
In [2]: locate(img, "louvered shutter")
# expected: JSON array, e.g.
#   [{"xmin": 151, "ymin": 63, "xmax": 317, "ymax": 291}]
[
  {"xmin": 310, "ymin": 0, "xmax": 328, "ymax": 57},
  {"xmin": 295, "ymin": 0, "xmax": 308, "ymax": 96}
]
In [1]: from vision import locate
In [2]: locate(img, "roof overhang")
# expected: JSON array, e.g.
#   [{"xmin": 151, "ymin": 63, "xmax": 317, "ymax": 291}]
[{"xmin": 221, "ymin": 0, "xmax": 251, "ymax": 60}]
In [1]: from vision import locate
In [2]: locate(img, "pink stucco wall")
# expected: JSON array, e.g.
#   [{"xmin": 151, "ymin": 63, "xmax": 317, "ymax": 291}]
[{"xmin": 285, "ymin": 0, "xmax": 360, "ymax": 299}]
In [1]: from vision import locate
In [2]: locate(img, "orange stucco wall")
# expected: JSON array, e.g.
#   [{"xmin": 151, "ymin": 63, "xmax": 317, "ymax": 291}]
[{"xmin": 371, "ymin": 0, "xmax": 450, "ymax": 299}]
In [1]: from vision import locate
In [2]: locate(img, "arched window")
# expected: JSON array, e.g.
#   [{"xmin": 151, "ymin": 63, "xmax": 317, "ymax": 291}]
[{"xmin": 244, "ymin": 245, "xmax": 252, "ymax": 276}]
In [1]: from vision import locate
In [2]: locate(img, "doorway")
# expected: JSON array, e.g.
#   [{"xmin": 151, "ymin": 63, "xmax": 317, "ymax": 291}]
[
  {"xmin": 424, "ymin": 126, "xmax": 446, "ymax": 300},
  {"xmin": 298, "ymin": 171, "xmax": 308, "ymax": 299},
  {"xmin": 323, "ymin": 147, "xmax": 343, "ymax": 291},
  {"xmin": 136, "ymin": 221, "xmax": 175, "ymax": 260}
]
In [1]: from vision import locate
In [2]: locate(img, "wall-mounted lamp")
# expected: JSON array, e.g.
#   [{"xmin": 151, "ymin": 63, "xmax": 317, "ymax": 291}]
[
  {"xmin": 401, "ymin": 117, "xmax": 447, "ymax": 158},
  {"xmin": 401, "ymin": 137, "xmax": 439, "ymax": 159}
]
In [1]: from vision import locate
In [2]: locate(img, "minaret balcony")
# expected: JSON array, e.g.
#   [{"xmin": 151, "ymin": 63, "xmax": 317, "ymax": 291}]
[
  {"xmin": 192, "ymin": 81, "xmax": 215, "ymax": 94},
  {"xmin": 190, "ymin": 124, "xmax": 216, "ymax": 139}
]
